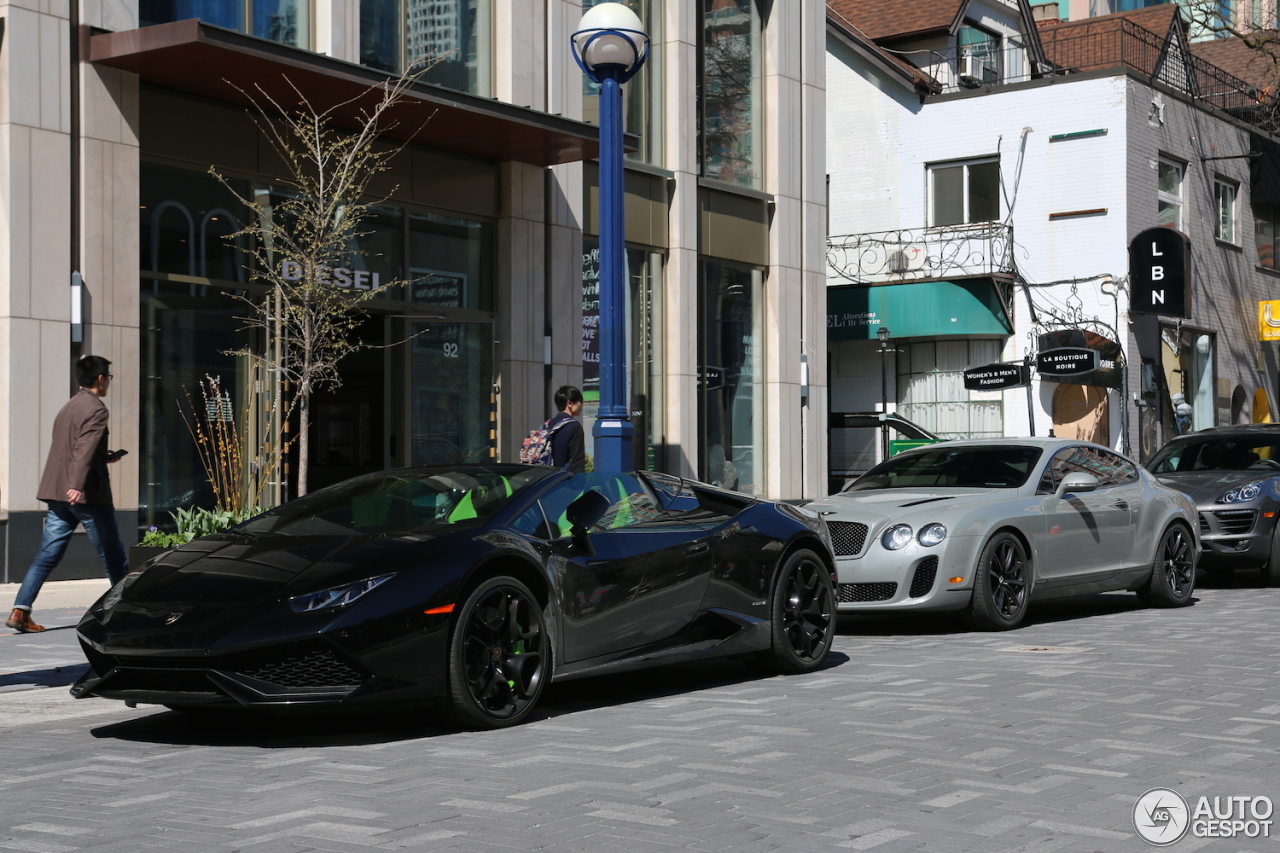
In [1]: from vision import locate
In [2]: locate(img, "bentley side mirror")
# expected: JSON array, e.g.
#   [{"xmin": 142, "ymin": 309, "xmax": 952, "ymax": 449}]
[{"xmin": 1056, "ymin": 472, "xmax": 1099, "ymax": 497}]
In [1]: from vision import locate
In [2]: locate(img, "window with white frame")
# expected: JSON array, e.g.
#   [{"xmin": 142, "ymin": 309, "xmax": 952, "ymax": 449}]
[
  {"xmin": 1215, "ymin": 178, "xmax": 1238, "ymax": 243},
  {"xmin": 1158, "ymin": 158, "xmax": 1183, "ymax": 229},
  {"xmin": 928, "ymin": 159, "xmax": 1000, "ymax": 227},
  {"xmin": 898, "ymin": 339, "xmax": 1005, "ymax": 439}
]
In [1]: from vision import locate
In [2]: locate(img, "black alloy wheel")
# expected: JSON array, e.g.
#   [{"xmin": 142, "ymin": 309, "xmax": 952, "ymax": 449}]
[
  {"xmin": 761, "ymin": 548, "xmax": 835, "ymax": 674},
  {"xmin": 447, "ymin": 575, "xmax": 548, "ymax": 729},
  {"xmin": 965, "ymin": 531, "xmax": 1030, "ymax": 631},
  {"xmin": 1138, "ymin": 524, "xmax": 1196, "ymax": 607}
]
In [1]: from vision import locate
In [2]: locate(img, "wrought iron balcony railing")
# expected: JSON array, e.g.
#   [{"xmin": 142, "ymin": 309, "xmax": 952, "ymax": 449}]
[{"xmin": 827, "ymin": 223, "xmax": 1015, "ymax": 285}]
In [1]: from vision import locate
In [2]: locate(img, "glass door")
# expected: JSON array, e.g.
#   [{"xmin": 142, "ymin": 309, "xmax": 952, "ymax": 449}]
[{"xmin": 407, "ymin": 318, "xmax": 496, "ymax": 465}]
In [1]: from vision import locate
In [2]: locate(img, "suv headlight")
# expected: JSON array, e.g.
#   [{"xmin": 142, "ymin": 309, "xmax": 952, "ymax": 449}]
[
  {"xmin": 917, "ymin": 523, "xmax": 948, "ymax": 547},
  {"xmin": 1218, "ymin": 482, "xmax": 1264, "ymax": 504},
  {"xmin": 288, "ymin": 574, "xmax": 396, "ymax": 613},
  {"xmin": 881, "ymin": 524, "xmax": 913, "ymax": 550}
]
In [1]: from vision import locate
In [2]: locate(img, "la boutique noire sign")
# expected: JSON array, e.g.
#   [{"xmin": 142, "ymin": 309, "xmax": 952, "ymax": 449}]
[{"xmin": 1128, "ymin": 227, "xmax": 1191, "ymax": 317}]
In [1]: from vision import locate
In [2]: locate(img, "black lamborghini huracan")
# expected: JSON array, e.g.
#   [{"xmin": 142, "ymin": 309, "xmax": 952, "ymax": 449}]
[{"xmin": 73, "ymin": 465, "xmax": 837, "ymax": 728}]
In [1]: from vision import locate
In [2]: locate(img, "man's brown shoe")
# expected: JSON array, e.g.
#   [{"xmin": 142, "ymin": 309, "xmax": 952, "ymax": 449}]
[{"xmin": 5, "ymin": 609, "xmax": 45, "ymax": 633}]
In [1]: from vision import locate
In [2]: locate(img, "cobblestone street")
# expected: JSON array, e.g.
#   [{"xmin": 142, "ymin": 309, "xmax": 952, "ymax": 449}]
[{"xmin": 2, "ymin": 575, "xmax": 1277, "ymax": 852}]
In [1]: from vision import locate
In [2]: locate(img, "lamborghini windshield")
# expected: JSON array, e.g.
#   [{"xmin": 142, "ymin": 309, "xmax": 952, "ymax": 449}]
[
  {"xmin": 237, "ymin": 465, "xmax": 558, "ymax": 536},
  {"xmin": 846, "ymin": 446, "xmax": 1043, "ymax": 491}
]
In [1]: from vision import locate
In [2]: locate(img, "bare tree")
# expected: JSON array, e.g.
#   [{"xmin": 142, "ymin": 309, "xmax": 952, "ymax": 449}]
[
  {"xmin": 1183, "ymin": 1, "xmax": 1280, "ymax": 132},
  {"xmin": 213, "ymin": 70, "xmax": 434, "ymax": 496}
]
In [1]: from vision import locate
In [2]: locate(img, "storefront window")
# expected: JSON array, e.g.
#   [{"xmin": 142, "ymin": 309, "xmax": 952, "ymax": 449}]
[
  {"xmin": 361, "ymin": 0, "xmax": 493, "ymax": 96},
  {"xmin": 700, "ymin": 0, "xmax": 762, "ymax": 189},
  {"xmin": 1161, "ymin": 326, "xmax": 1214, "ymax": 435},
  {"xmin": 581, "ymin": 241, "xmax": 664, "ymax": 471},
  {"xmin": 139, "ymin": 161, "xmax": 497, "ymax": 522},
  {"xmin": 699, "ymin": 261, "xmax": 762, "ymax": 492},
  {"xmin": 410, "ymin": 212, "xmax": 491, "ymax": 310},
  {"xmin": 139, "ymin": 280, "xmax": 254, "ymax": 533},
  {"xmin": 898, "ymin": 340, "xmax": 1004, "ymax": 439},
  {"xmin": 580, "ymin": 0, "xmax": 663, "ymax": 165},
  {"xmin": 141, "ymin": 162, "xmax": 250, "ymax": 282},
  {"xmin": 140, "ymin": 0, "xmax": 309, "ymax": 48}
]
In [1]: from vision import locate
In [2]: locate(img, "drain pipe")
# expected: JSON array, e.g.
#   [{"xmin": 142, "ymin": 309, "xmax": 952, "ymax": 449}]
[{"xmin": 69, "ymin": 1, "xmax": 83, "ymax": 366}]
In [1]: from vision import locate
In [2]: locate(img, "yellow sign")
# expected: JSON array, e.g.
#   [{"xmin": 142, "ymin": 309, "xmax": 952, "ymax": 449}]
[{"xmin": 1260, "ymin": 301, "xmax": 1280, "ymax": 341}]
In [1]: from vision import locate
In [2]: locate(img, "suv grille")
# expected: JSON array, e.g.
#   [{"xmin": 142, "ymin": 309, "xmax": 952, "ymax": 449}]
[
  {"xmin": 828, "ymin": 521, "xmax": 869, "ymax": 557},
  {"xmin": 837, "ymin": 582, "xmax": 897, "ymax": 603},
  {"xmin": 1200, "ymin": 509, "xmax": 1257, "ymax": 536},
  {"xmin": 909, "ymin": 557, "xmax": 939, "ymax": 598}
]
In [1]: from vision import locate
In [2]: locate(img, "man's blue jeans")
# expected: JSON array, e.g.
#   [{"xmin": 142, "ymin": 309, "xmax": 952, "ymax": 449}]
[{"xmin": 12, "ymin": 501, "xmax": 129, "ymax": 611}]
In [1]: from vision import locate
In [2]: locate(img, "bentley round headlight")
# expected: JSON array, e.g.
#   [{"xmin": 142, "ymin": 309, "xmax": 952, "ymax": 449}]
[
  {"xmin": 917, "ymin": 523, "xmax": 948, "ymax": 547},
  {"xmin": 882, "ymin": 524, "xmax": 913, "ymax": 551},
  {"xmin": 1218, "ymin": 482, "xmax": 1264, "ymax": 503}
]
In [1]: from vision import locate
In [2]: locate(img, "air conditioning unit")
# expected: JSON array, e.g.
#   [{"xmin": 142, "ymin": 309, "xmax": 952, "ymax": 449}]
[
  {"xmin": 887, "ymin": 245, "xmax": 926, "ymax": 273},
  {"xmin": 958, "ymin": 52, "xmax": 988, "ymax": 86}
]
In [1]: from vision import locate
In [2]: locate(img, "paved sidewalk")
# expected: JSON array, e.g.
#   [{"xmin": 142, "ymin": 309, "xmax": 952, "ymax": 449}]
[
  {"xmin": 1, "ymin": 580, "xmax": 112, "ymax": 694},
  {"xmin": 0, "ymin": 574, "xmax": 1278, "ymax": 851},
  {"xmin": 0, "ymin": 577, "xmax": 113, "ymax": 613}
]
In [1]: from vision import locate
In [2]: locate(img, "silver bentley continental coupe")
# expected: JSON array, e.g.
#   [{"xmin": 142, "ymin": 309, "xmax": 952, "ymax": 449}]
[{"xmin": 806, "ymin": 438, "xmax": 1197, "ymax": 630}]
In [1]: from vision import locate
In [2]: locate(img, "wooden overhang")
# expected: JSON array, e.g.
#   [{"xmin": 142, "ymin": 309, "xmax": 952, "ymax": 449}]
[{"xmin": 90, "ymin": 19, "xmax": 629, "ymax": 167}]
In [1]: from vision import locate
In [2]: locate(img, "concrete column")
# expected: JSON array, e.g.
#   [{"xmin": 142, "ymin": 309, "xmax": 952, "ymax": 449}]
[
  {"xmin": 495, "ymin": 162, "xmax": 550, "ymax": 461},
  {"xmin": 761, "ymin": 2, "xmax": 826, "ymax": 500},
  {"xmin": 660, "ymin": 0, "xmax": 699, "ymax": 479},
  {"xmin": 1, "ymin": 0, "xmax": 141, "ymax": 580}
]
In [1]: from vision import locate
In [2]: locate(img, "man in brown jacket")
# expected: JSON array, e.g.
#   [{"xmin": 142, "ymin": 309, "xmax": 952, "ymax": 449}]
[{"xmin": 6, "ymin": 356, "xmax": 128, "ymax": 633}]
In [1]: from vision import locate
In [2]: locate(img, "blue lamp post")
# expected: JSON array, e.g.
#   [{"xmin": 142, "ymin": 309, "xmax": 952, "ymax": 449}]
[{"xmin": 572, "ymin": 2, "xmax": 650, "ymax": 472}]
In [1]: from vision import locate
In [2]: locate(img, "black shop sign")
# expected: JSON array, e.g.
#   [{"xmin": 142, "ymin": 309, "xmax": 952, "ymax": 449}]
[
  {"xmin": 1129, "ymin": 227, "xmax": 1191, "ymax": 317},
  {"xmin": 1036, "ymin": 347, "xmax": 1100, "ymax": 377},
  {"xmin": 963, "ymin": 363, "xmax": 1029, "ymax": 391}
]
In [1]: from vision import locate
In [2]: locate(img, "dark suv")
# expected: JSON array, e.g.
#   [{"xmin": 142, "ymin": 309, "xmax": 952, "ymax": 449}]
[{"xmin": 1146, "ymin": 425, "xmax": 1280, "ymax": 586}]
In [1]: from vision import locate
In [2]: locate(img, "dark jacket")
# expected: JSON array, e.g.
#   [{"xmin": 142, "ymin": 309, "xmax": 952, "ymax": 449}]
[
  {"xmin": 37, "ymin": 388, "xmax": 113, "ymax": 505},
  {"xmin": 547, "ymin": 412, "xmax": 586, "ymax": 474}
]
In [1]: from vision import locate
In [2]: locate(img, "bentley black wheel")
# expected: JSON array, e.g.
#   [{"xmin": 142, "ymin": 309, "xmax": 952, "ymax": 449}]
[
  {"xmin": 965, "ymin": 531, "xmax": 1030, "ymax": 631},
  {"xmin": 447, "ymin": 575, "xmax": 548, "ymax": 729},
  {"xmin": 761, "ymin": 549, "xmax": 834, "ymax": 674},
  {"xmin": 1138, "ymin": 524, "xmax": 1196, "ymax": 607}
]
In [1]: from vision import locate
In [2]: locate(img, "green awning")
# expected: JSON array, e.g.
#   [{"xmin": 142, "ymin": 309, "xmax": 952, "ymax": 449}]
[{"xmin": 826, "ymin": 279, "xmax": 1012, "ymax": 341}]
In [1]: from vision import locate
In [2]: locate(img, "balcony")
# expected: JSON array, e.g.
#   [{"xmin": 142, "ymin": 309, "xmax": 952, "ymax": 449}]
[
  {"xmin": 925, "ymin": 41, "xmax": 1037, "ymax": 95},
  {"xmin": 826, "ymin": 223, "xmax": 1015, "ymax": 285},
  {"xmin": 1038, "ymin": 18, "xmax": 1264, "ymax": 117},
  {"xmin": 921, "ymin": 21, "xmax": 1265, "ymax": 127}
]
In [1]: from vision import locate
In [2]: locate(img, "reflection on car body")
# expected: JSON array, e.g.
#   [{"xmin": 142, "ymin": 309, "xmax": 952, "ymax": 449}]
[{"xmin": 806, "ymin": 438, "xmax": 1198, "ymax": 630}]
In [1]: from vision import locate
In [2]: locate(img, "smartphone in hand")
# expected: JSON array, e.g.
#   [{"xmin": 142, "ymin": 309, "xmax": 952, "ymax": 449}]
[{"xmin": 106, "ymin": 449, "xmax": 129, "ymax": 462}]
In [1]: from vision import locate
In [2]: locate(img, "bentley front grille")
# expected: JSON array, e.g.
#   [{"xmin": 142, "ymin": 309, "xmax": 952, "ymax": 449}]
[
  {"xmin": 837, "ymin": 582, "xmax": 897, "ymax": 603},
  {"xmin": 909, "ymin": 557, "xmax": 939, "ymax": 598},
  {"xmin": 828, "ymin": 521, "xmax": 870, "ymax": 557}
]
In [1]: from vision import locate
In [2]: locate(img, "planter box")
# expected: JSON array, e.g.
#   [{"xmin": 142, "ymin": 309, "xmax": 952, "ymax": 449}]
[{"xmin": 129, "ymin": 546, "xmax": 173, "ymax": 569}]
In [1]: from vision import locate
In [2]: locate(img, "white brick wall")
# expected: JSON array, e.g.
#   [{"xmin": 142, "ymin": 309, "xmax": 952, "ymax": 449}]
[{"xmin": 827, "ymin": 36, "xmax": 1277, "ymax": 455}]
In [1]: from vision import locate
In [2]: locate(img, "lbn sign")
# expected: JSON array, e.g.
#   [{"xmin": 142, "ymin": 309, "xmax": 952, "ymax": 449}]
[{"xmin": 1129, "ymin": 227, "xmax": 1191, "ymax": 318}]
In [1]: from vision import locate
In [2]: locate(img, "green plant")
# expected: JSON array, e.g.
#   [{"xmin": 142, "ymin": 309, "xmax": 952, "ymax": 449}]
[
  {"xmin": 180, "ymin": 372, "xmax": 282, "ymax": 516},
  {"xmin": 138, "ymin": 526, "xmax": 185, "ymax": 549},
  {"xmin": 171, "ymin": 505, "xmax": 264, "ymax": 542}
]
